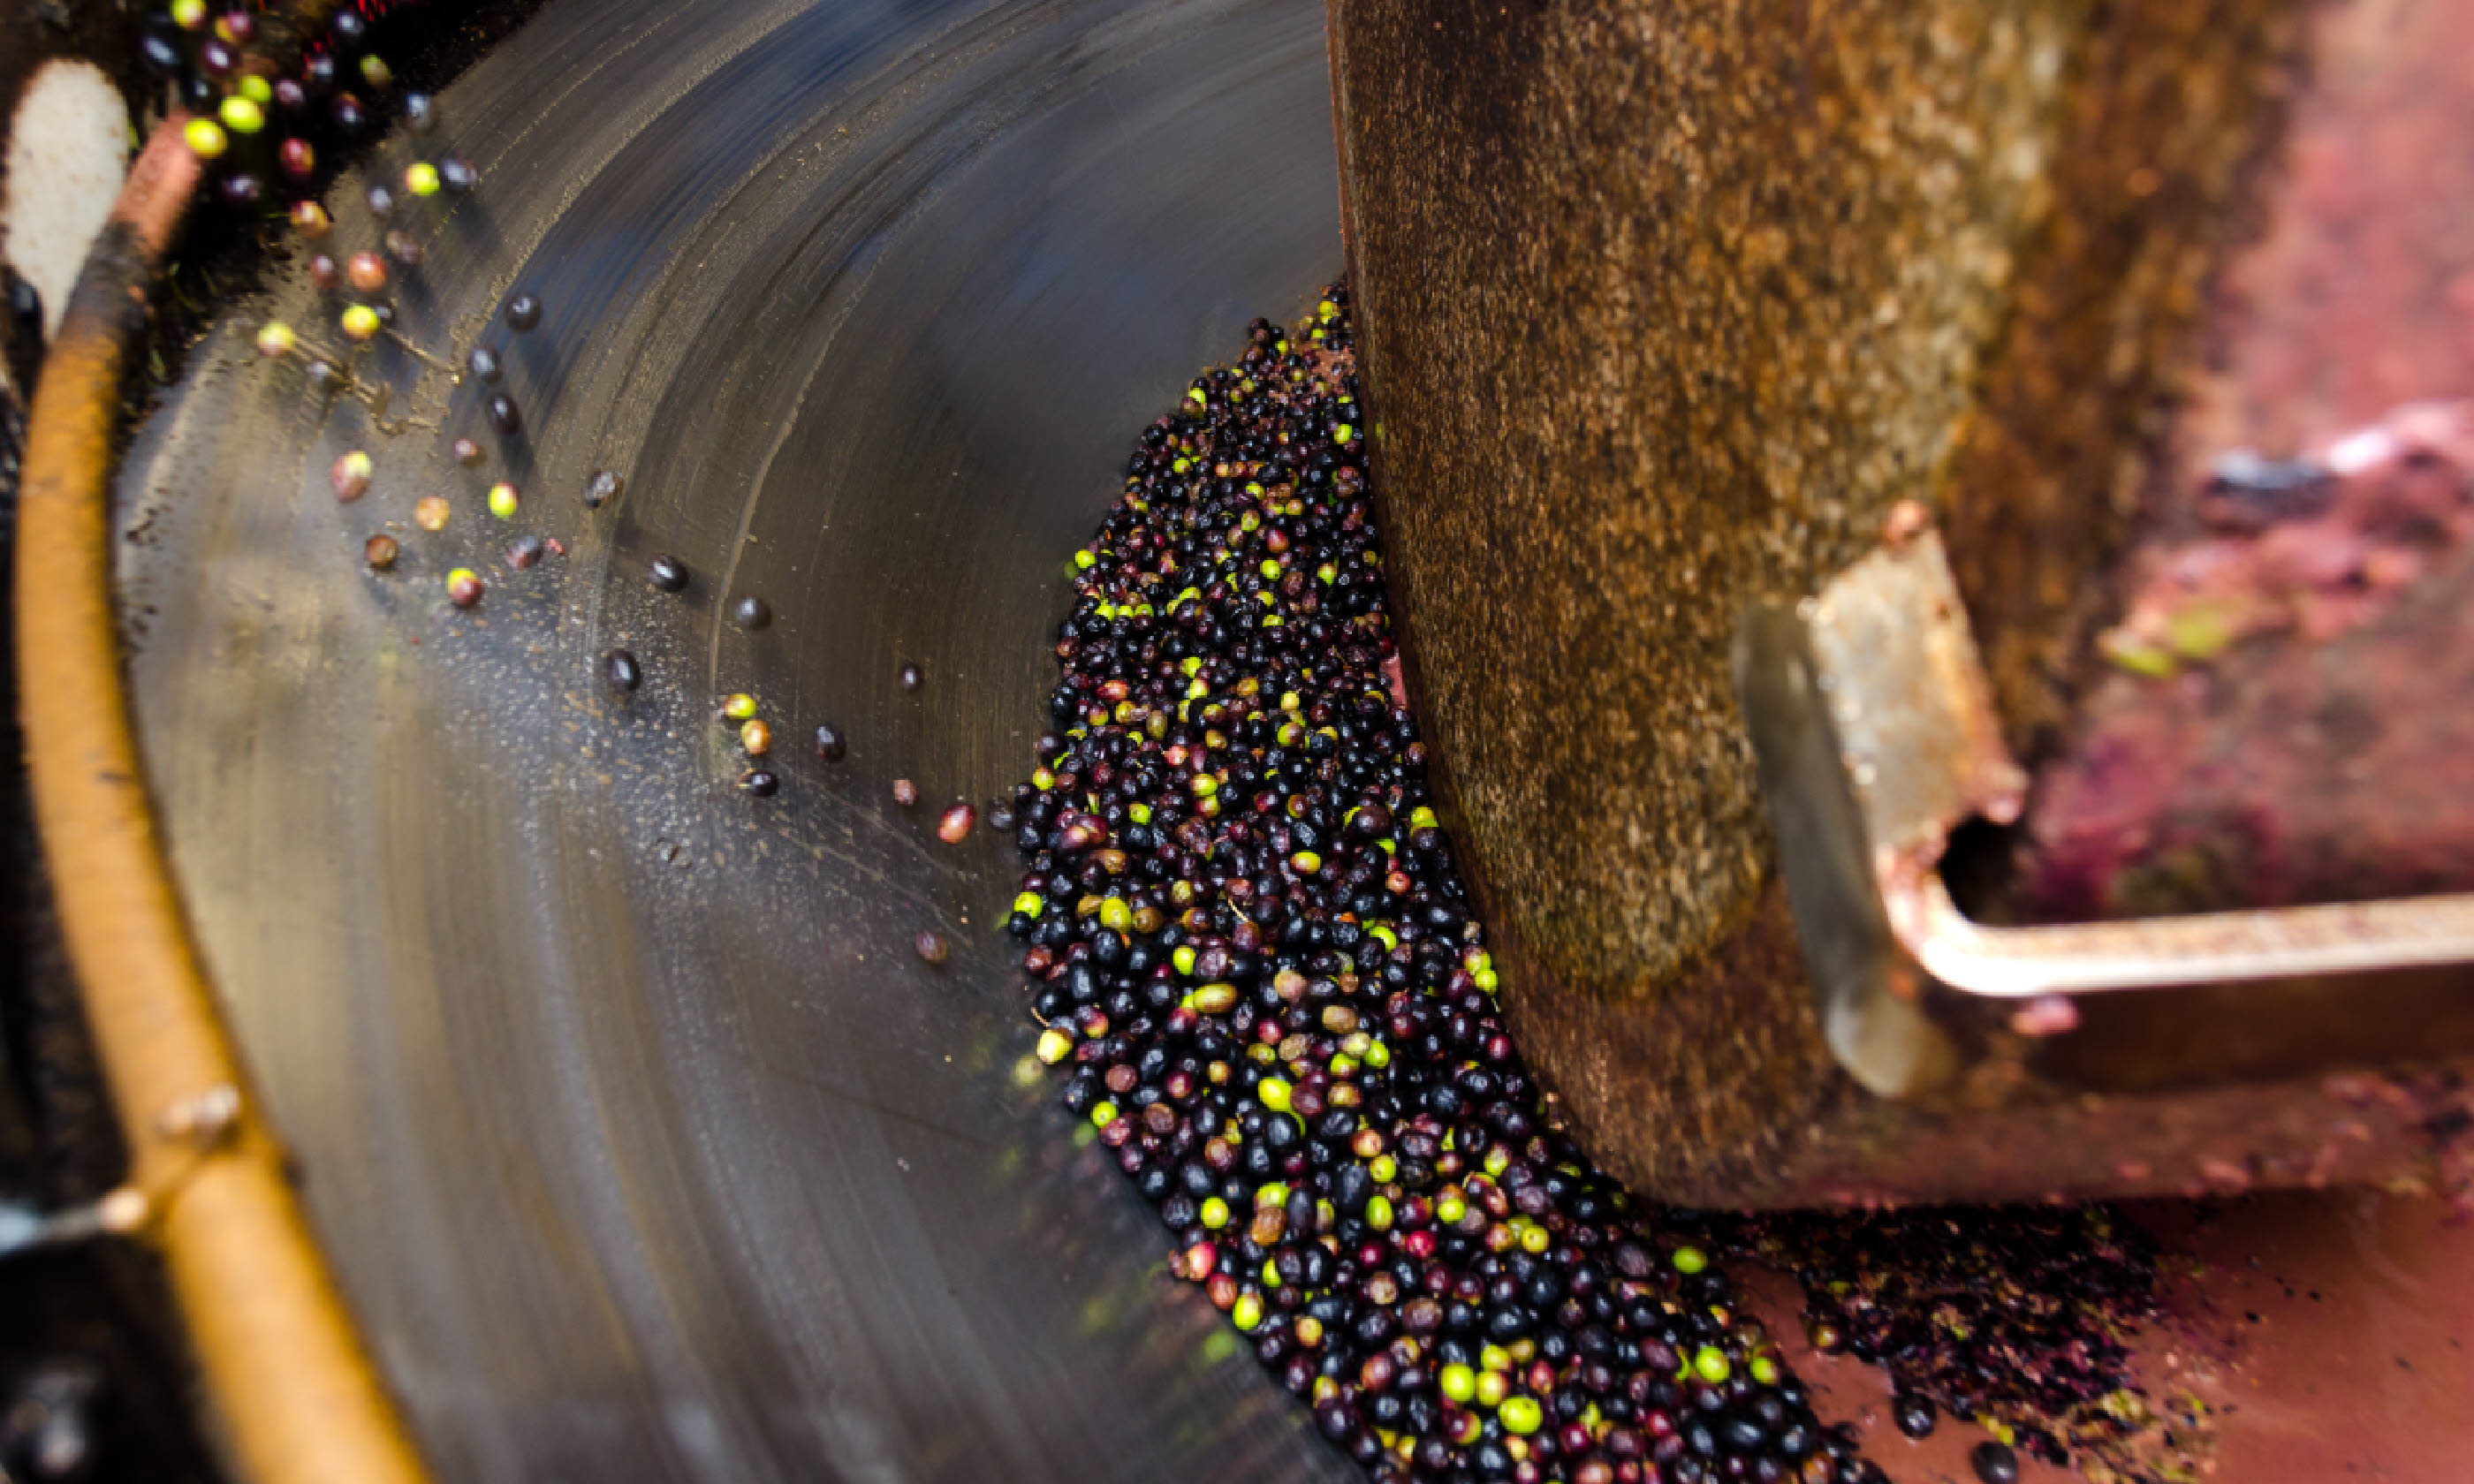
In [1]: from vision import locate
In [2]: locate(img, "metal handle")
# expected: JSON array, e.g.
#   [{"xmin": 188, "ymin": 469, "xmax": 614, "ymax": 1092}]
[{"xmin": 1734, "ymin": 519, "xmax": 2474, "ymax": 1100}]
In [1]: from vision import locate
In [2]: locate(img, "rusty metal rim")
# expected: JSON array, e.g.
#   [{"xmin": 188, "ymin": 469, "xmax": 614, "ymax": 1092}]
[{"xmin": 12, "ymin": 116, "xmax": 430, "ymax": 1484}]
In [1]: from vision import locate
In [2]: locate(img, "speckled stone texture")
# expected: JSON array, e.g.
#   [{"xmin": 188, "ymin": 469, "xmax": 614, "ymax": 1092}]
[{"xmin": 1331, "ymin": 0, "xmax": 2303, "ymax": 1201}]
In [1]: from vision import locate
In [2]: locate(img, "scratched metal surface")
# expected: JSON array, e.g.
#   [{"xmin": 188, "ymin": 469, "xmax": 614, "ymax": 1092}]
[{"xmin": 111, "ymin": 0, "xmax": 1351, "ymax": 1478}]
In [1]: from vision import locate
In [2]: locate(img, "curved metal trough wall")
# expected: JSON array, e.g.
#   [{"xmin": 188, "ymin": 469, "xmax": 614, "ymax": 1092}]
[
  {"xmin": 97, "ymin": 0, "xmax": 1355, "ymax": 1478},
  {"xmin": 1330, "ymin": 0, "xmax": 2474, "ymax": 1208}
]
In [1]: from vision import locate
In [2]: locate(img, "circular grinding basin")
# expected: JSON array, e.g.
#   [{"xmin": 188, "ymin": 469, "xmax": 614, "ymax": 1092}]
[
  {"xmin": 118, "ymin": 0, "xmax": 1353, "ymax": 1477},
  {"xmin": 102, "ymin": 0, "xmax": 2470, "ymax": 1480}
]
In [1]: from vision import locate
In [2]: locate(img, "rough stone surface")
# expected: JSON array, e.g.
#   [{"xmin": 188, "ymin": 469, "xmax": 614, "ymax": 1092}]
[{"xmin": 1332, "ymin": 0, "xmax": 2303, "ymax": 1199}]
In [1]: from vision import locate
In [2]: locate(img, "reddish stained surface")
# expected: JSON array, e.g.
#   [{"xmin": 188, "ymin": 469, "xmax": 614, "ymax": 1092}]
[
  {"xmin": 2180, "ymin": 0, "xmax": 2474, "ymax": 453},
  {"xmin": 2143, "ymin": 1194, "xmax": 2474, "ymax": 1484},
  {"xmin": 2015, "ymin": 413, "xmax": 2474, "ymax": 918},
  {"xmin": 1742, "ymin": 1194, "xmax": 2474, "ymax": 1483},
  {"xmin": 2014, "ymin": 0, "xmax": 2474, "ymax": 920},
  {"xmin": 1383, "ymin": 651, "xmax": 1410, "ymax": 710}
]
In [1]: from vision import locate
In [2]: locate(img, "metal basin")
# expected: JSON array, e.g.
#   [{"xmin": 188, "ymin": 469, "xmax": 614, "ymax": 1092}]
[
  {"xmin": 116, "ymin": 0, "xmax": 1350, "ymax": 1477},
  {"xmin": 102, "ymin": 0, "xmax": 2472, "ymax": 1480}
]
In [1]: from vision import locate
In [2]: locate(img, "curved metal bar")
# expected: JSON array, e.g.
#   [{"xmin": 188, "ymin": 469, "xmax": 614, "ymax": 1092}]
[
  {"xmin": 1739, "ymin": 513, "xmax": 2474, "ymax": 1105},
  {"xmin": 1889, "ymin": 873, "xmax": 2474, "ymax": 999}
]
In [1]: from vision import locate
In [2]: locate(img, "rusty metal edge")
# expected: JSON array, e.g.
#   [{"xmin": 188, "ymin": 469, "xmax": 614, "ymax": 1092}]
[{"xmin": 13, "ymin": 116, "xmax": 430, "ymax": 1484}]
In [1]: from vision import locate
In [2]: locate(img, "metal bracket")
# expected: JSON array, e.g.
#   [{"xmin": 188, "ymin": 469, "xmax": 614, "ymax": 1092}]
[{"xmin": 1734, "ymin": 513, "xmax": 2474, "ymax": 1100}]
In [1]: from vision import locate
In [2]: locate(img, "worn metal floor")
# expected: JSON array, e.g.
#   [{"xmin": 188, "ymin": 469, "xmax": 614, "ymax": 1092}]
[{"xmin": 117, "ymin": 0, "xmax": 1351, "ymax": 1478}]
